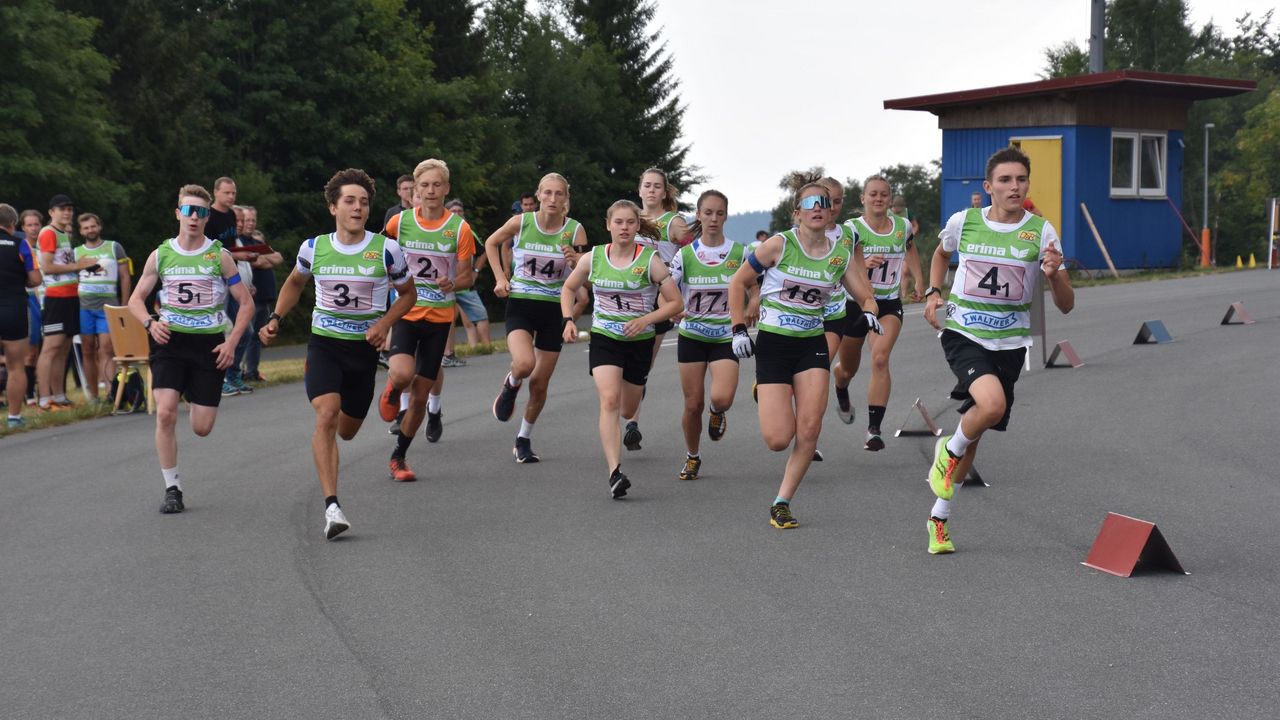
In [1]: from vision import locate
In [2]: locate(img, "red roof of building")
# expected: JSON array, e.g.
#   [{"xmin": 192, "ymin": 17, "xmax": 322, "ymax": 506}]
[{"xmin": 884, "ymin": 70, "xmax": 1255, "ymax": 112}]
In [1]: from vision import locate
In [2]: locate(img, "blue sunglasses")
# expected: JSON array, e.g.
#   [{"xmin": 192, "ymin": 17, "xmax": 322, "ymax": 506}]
[
  {"xmin": 797, "ymin": 195, "xmax": 832, "ymax": 211},
  {"xmin": 179, "ymin": 204, "xmax": 211, "ymax": 219}
]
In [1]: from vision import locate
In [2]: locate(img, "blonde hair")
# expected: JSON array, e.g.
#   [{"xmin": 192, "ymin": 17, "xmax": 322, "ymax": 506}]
[
  {"xmin": 819, "ymin": 177, "xmax": 844, "ymax": 202},
  {"xmin": 177, "ymin": 184, "xmax": 212, "ymax": 204},
  {"xmin": 537, "ymin": 172, "xmax": 570, "ymax": 194},
  {"xmin": 413, "ymin": 158, "xmax": 450, "ymax": 183},
  {"xmin": 863, "ymin": 174, "xmax": 892, "ymax": 195},
  {"xmin": 641, "ymin": 167, "xmax": 679, "ymax": 212},
  {"xmin": 607, "ymin": 199, "xmax": 661, "ymax": 240}
]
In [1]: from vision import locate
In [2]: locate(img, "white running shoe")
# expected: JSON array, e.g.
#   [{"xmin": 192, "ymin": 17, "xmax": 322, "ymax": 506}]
[{"xmin": 324, "ymin": 504, "xmax": 351, "ymax": 540}]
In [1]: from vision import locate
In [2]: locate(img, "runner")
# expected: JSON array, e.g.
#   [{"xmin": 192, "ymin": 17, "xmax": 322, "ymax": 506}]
[
  {"xmin": 1, "ymin": 204, "xmax": 42, "ymax": 427},
  {"xmin": 75, "ymin": 213, "xmax": 131, "ymax": 402},
  {"xmin": 832, "ymin": 175, "xmax": 924, "ymax": 449},
  {"xmin": 375, "ymin": 158, "xmax": 475, "ymax": 482},
  {"xmin": 560, "ymin": 200, "xmax": 682, "ymax": 498},
  {"xmin": 727, "ymin": 181, "xmax": 881, "ymax": 529},
  {"xmin": 126, "ymin": 184, "xmax": 255, "ymax": 513},
  {"xmin": 259, "ymin": 169, "xmax": 415, "ymax": 539},
  {"xmin": 921, "ymin": 146, "xmax": 1074, "ymax": 554},
  {"xmin": 486, "ymin": 172, "xmax": 586, "ymax": 463},
  {"xmin": 669, "ymin": 190, "xmax": 750, "ymax": 481},
  {"xmin": 626, "ymin": 167, "xmax": 688, "ymax": 450}
]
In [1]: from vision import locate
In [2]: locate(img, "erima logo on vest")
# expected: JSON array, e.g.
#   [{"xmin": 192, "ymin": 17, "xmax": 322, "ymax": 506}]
[
  {"xmin": 790, "ymin": 266, "xmax": 823, "ymax": 280},
  {"xmin": 686, "ymin": 275, "xmax": 726, "ymax": 285},
  {"xmin": 964, "ymin": 242, "xmax": 1007, "ymax": 257},
  {"xmin": 594, "ymin": 278, "xmax": 626, "ymax": 289},
  {"xmin": 315, "ymin": 266, "xmax": 356, "ymax": 275},
  {"xmin": 161, "ymin": 266, "xmax": 213, "ymax": 275},
  {"xmin": 405, "ymin": 241, "xmax": 445, "ymax": 251}
]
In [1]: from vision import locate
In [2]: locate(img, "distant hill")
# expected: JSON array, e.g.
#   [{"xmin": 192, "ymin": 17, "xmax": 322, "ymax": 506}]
[{"xmin": 723, "ymin": 210, "xmax": 771, "ymax": 243}]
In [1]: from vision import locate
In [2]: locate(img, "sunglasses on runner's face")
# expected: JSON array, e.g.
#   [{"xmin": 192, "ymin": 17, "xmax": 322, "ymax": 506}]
[
  {"xmin": 179, "ymin": 204, "xmax": 211, "ymax": 219},
  {"xmin": 797, "ymin": 195, "xmax": 832, "ymax": 211}
]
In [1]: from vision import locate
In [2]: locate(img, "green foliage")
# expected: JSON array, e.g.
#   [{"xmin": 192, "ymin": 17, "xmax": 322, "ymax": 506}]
[
  {"xmin": 1105, "ymin": 0, "xmax": 1197, "ymax": 73},
  {"xmin": 1041, "ymin": 40, "xmax": 1091, "ymax": 79},
  {"xmin": 0, "ymin": 0, "xmax": 130, "ymax": 226}
]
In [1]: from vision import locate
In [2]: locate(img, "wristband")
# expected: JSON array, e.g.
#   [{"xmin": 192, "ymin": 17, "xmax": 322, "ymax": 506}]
[
  {"xmin": 268, "ymin": 312, "xmax": 283, "ymax": 324},
  {"xmin": 563, "ymin": 316, "xmax": 575, "ymax": 326},
  {"xmin": 732, "ymin": 323, "xmax": 748, "ymax": 334},
  {"xmin": 144, "ymin": 318, "xmax": 153, "ymax": 330},
  {"xmin": 924, "ymin": 287, "xmax": 941, "ymax": 298}
]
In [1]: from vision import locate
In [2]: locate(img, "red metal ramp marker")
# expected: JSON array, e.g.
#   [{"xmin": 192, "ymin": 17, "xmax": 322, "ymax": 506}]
[
  {"xmin": 1045, "ymin": 340, "xmax": 1084, "ymax": 368},
  {"xmin": 894, "ymin": 397, "xmax": 943, "ymax": 438},
  {"xmin": 1082, "ymin": 512, "xmax": 1187, "ymax": 577},
  {"xmin": 1133, "ymin": 320, "xmax": 1173, "ymax": 344},
  {"xmin": 1221, "ymin": 302, "xmax": 1255, "ymax": 325}
]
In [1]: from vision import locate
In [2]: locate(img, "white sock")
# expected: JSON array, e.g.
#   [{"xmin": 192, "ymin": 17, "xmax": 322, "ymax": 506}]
[
  {"xmin": 519, "ymin": 419, "xmax": 534, "ymax": 439},
  {"xmin": 946, "ymin": 424, "xmax": 974, "ymax": 457},
  {"xmin": 399, "ymin": 392, "xmax": 410, "ymax": 411},
  {"xmin": 53, "ymin": 394, "xmax": 68, "ymax": 404},
  {"xmin": 39, "ymin": 396, "xmax": 51, "ymax": 408},
  {"xmin": 427, "ymin": 392, "xmax": 442, "ymax": 414},
  {"xmin": 687, "ymin": 451, "xmax": 699, "ymax": 458},
  {"xmin": 163, "ymin": 467, "xmax": 181, "ymax": 491},
  {"xmin": 931, "ymin": 497, "xmax": 951, "ymax": 520},
  {"xmin": 506, "ymin": 372, "xmax": 522, "ymax": 388}
]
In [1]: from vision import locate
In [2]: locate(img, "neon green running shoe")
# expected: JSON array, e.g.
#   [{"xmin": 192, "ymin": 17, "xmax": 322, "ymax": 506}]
[
  {"xmin": 928, "ymin": 516, "xmax": 955, "ymax": 554},
  {"xmin": 928, "ymin": 435, "xmax": 961, "ymax": 500}
]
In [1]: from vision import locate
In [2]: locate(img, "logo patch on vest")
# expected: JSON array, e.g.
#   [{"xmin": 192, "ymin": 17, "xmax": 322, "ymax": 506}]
[
  {"xmin": 961, "ymin": 310, "xmax": 1017, "ymax": 330},
  {"xmin": 363, "ymin": 250, "xmax": 380, "ymax": 260},
  {"xmin": 203, "ymin": 252, "xmax": 219, "ymax": 261}
]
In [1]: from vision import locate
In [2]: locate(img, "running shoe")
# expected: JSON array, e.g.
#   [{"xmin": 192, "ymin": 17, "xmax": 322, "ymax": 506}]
[
  {"xmin": 244, "ymin": 371, "xmax": 267, "ymax": 383},
  {"xmin": 233, "ymin": 378, "xmax": 253, "ymax": 394},
  {"xmin": 928, "ymin": 435, "xmax": 961, "ymax": 501},
  {"xmin": 425, "ymin": 410, "xmax": 443, "ymax": 443},
  {"xmin": 708, "ymin": 410, "xmax": 727, "ymax": 441},
  {"xmin": 623, "ymin": 421, "xmax": 643, "ymax": 451},
  {"xmin": 492, "ymin": 378, "xmax": 519, "ymax": 422},
  {"xmin": 835, "ymin": 386, "xmax": 854, "ymax": 424},
  {"xmin": 389, "ymin": 456, "xmax": 417, "ymax": 482},
  {"xmin": 441, "ymin": 353, "xmax": 466, "ymax": 367},
  {"xmin": 325, "ymin": 504, "xmax": 351, "ymax": 540},
  {"xmin": 160, "ymin": 486, "xmax": 184, "ymax": 514},
  {"xmin": 388, "ymin": 409, "xmax": 405, "ymax": 435},
  {"xmin": 678, "ymin": 455, "xmax": 701, "ymax": 481},
  {"xmin": 609, "ymin": 467, "xmax": 631, "ymax": 499},
  {"xmin": 928, "ymin": 516, "xmax": 955, "ymax": 554},
  {"xmin": 376, "ymin": 351, "xmax": 390, "ymax": 370},
  {"xmin": 812, "ymin": 449, "xmax": 824, "ymax": 462},
  {"xmin": 864, "ymin": 432, "xmax": 885, "ymax": 451},
  {"xmin": 770, "ymin": 502, "xmax": 798, "ymax": 529},
  {"xmin": 378, "ymin": 379, "xmax": 398, "ymax": 422},
  {"xmin": 514, "ymin": 436, "xmax": 540, "ymax": 463},
  {"xmin": 221, "ymin": 382, "xmax": 240, "ymax": 397},
  {"xmin": 6, "ymin": 417, "xmax": 25, "ymax": 429}
]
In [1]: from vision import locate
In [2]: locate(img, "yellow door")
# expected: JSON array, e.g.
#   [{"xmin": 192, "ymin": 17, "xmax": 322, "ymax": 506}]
[{"xmin": 1010, "ymin": 136, "xmax": 1062, "ymax": 234}]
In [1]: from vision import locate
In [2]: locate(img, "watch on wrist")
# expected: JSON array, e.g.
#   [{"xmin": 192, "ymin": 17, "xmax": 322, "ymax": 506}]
[
  {"xmin": 924, "ymin": 287, "xmax": 941, "ymax": 299},
  {"xmin": 268, "ymin": 312, "xmax": 283, "ymax": 324},
  {"xmin": 563, "ymin": 316, "xmax": 575, "ymax": 326},
  {"xmin": 143, "ymin": 318, "xmax": 153, "ymax": 330}
]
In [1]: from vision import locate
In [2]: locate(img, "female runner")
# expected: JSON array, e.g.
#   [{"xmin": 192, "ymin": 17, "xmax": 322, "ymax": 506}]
[
  {"xmin": 832, "ymin": 175, "xmax": 923, "ymax": 449},
  {"xmin": 561, "ymin": 200, "xmax": 683, "ymax": 499},
  {"xmin": 728, "ymin": 181, "xmax": 880, "ymax": 529},
  {"xmin": 486, "ymin": 172, "xmax": 586, "ymax": 463},
  {"xmin": 669, "ymin": 190, "xmax": 753, "ymax": 481},
  {"xmin": 623, "ymin": 167, "xmax": 688, "ymax": 451}
]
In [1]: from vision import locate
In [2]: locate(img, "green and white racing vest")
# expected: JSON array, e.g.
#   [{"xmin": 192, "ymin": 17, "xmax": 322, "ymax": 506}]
[
  {"xmin": 156, "ymin": 238, "xmax": 229, "ymax": 334},
  {"xmin": 822, "ymin": 223, "xmax": 858, "ymax": 320},
  {"xmin": 589, "ymin": 244, "xmax": 658, "ymax": 341},
  {"xmin": 636, "ymin": 210, "xmax": 681, "ymax": 265},
  {"xmin": 759, "ymin": 230, "xmax": 852, "ymax": 338},
  {"xmin": 397, "ymin": 209, "xmax": 461, "ymax": 309},
  {"xmin": 945, "ymin": 208, "xmax": 1047, "ymax": 349},
  {"xmin": 675, "ymin": 240, "xmax": 744, "ymax": 343},
  {"xmin": 853, "ymin": 214, "xmax": 911, "ymax": 301},
  {"xmin": 308, "ymin": 232, "xmax": 393, "ymax": 341},
  {"xmin": 75, "ymin": 240, "xmax": 123, "ymax": 302},
  {"xmin": 510, "ymin": 212, "xmax": 580, "ymax": 302}
]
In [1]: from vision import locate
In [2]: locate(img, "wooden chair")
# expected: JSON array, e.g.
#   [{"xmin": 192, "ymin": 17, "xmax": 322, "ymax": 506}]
[{"xmin": 103, "ymin": 305, "xmax": 154, "ymax": 415}]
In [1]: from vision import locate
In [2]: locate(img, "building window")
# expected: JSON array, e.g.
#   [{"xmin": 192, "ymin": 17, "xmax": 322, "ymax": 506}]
[{"xmin": 1111, "ymin": 130, "xmax": 1167, "ymax": 198}]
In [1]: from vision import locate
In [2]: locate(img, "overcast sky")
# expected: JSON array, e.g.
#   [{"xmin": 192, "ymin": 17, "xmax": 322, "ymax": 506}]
[{"xmin": 648, "ymin": 0, "xmax": 1269, "ymax": 212}]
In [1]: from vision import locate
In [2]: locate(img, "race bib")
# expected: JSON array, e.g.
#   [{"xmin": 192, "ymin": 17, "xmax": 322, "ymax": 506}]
[
  {"xmin": 517, "ymin": 254, "xmax": 566, "ymax": 281},
  {"xmin": 779, "ymin": 279, "xmax": 828, "ymax": 307},
  {"xmin": 318, "ymin": 278, "xmax": 376, "ymax": 312},
  {"xmin": 962, "ymin": 259, "xmax": 1027, "ymax": 302},
  {"xmin": 599, "ymin": 290, "xmax": 649, "ymax": 313},
  {"xmin": 167, "ymin": 277, "xmax": 217, "ymax": 309},
  {"xmin": 868, "ymin": 257, "xmax": 903, "ymax": 289}
]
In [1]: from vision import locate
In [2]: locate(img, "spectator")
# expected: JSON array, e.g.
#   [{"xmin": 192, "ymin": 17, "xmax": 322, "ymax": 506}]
[
  {"xmin": 241, "ymin": 207, "xmax": 282, "ymax": 382},
  {"xmin": 74, "ymin": 212, "xmax": 130, "ymax": 401},
  {"xmin": 382, "ymin": 174, "xmax": 414, "ymax": 228},
  {"xmin": 444, "ymin": 199, "xmax": 491, "ymax": 353},
  {"xmin": 36, "ymin": 195, "xmax": 98, "ymax": 409},
  {"xmin": 18, "ymin": 210, "xmax": 43, "ymax": 405},
  {"xmin": 519, "ymin": 192, "xmax": 538, "ymax": 213},
  {"xmin": 970, "ymin": 191, "xmax": 984, "ymax": 209},
  {"xmin": 1, "ymin": 204, "xmax": 42, "ymax": 427},
  {"xmin": 212, "ymin": 186, "xmax": 259, "ymax": 396}
]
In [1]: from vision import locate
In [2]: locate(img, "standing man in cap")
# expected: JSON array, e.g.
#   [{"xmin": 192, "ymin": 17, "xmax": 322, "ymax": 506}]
[{"xmin": 36, "ymin": 195, "xmax": 98, "ymax": 409}]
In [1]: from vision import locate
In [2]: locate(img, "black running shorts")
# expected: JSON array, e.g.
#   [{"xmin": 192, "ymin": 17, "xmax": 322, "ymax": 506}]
[
  {"xmin": 588, "ymin": 332, "xmax": 655, "ymax": 386},
  {"xmin": 151, "ymin": 330, "xmax": 224, "ymax": 407},
  {"xmin": 41, "ymin": 295, "xmax": 80, "ymax": 337},
  {"xmin": 389, "ymin": 319, "xmax": 451, "ymax": 381},
  {"xmin": 305, "ymin": 334, "xmax": 379, "ymax": 419},
  {"xmin": 940, "ymin": 329, "xmax": 1025, "ymax": 432},
  {"xmin": 0, "ymin": 303, "xmax": 28, "ymax": 342},
  {"xmin": 504, "ymin": 297, "xmax": 564, "ymax": 353},
  {"xmin": 676, "ymin": 333, "xmax": 737, "ymax": 364},
  {"xmin": 754, "ymin": 330, "xmax": 829, "ymax": 385}
]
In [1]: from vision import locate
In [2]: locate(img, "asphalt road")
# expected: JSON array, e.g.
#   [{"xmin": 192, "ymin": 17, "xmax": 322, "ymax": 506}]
[{"xmin": 2, "ymin": 270, "xmax": 1277, "ymax": 719}]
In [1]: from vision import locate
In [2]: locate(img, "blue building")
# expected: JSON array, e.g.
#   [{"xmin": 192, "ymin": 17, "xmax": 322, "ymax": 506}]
[{"xmin": 886, "ymin": 70, "xmax": 1254, "ymax": 269}]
